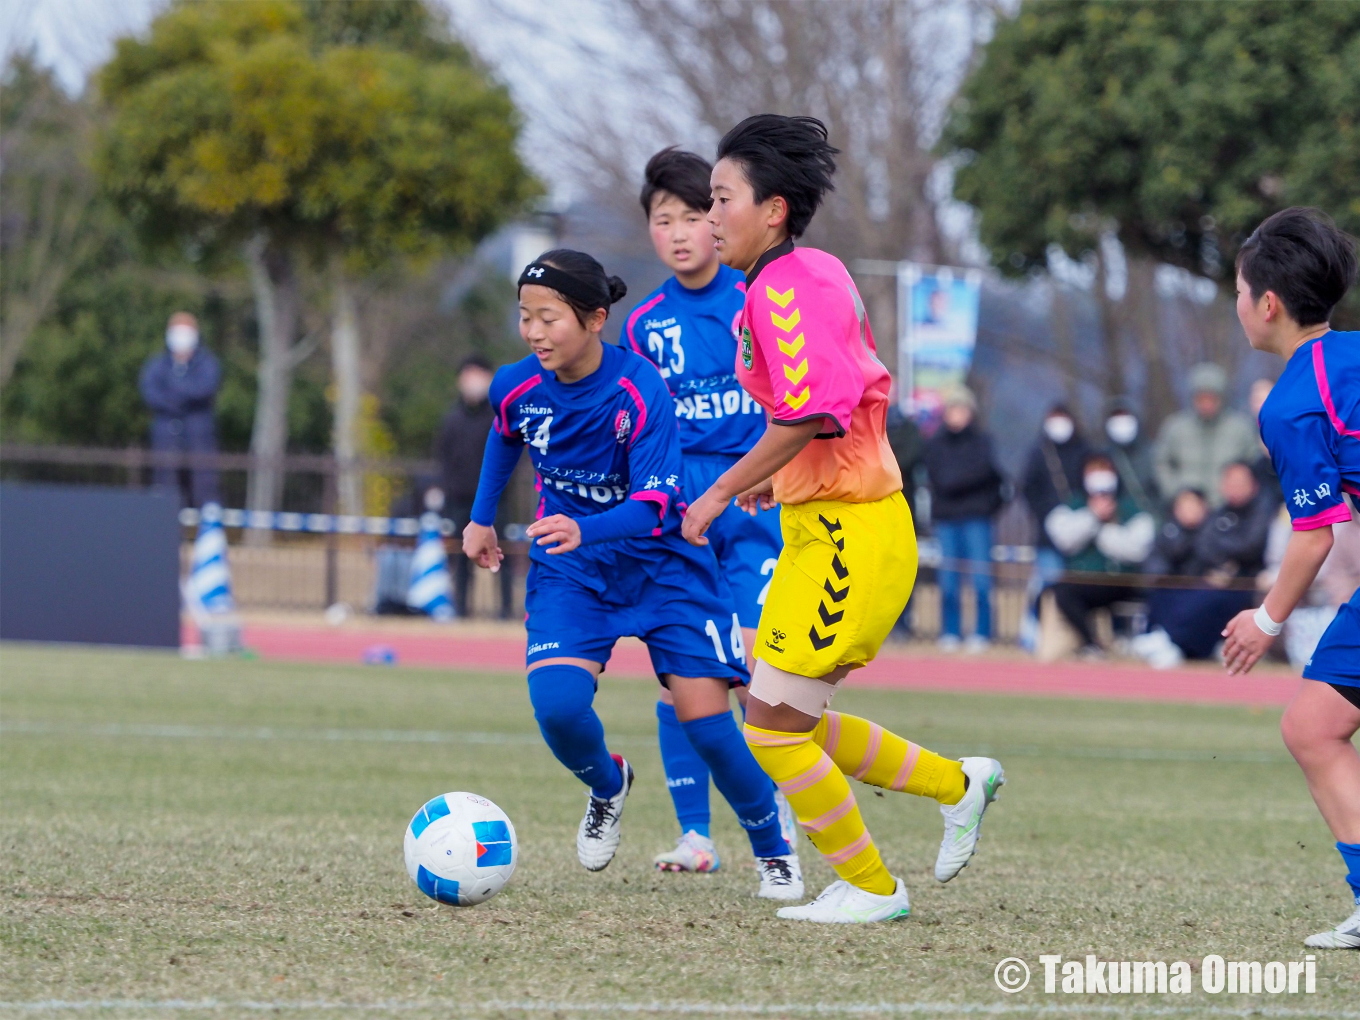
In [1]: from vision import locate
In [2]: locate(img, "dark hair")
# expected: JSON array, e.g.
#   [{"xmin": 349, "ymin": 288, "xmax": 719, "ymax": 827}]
[
  {"xmin": 640, "ymin": 146, "xmax": 713, "ymax": 216},
  {"xmin": 1221, "ymin": 460, "xmax": 1257, "ymax": 477},
  {"xmin": 1083, "ymin": 453, "xmax": 1116, "ymax": 474},
  {"xmin": 1236, "ymin": 207, "xmax": 1358, "ymax": 326},
  {"xmin": 528, "ymin": 248, "xmax": 628, "ymax": 326},
  {"xmin": 459, "ymin": 353, "xmax": 492, "ymax": 373},
  {"xmin": 715, "ymin": 114, "xmax": 838, "ymax": 239}
]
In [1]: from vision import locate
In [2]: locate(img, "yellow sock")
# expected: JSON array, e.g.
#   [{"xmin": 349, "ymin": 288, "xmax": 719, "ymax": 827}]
[
  {"xmin": 813, "ymin": 711, "xmax": 966, "ymax": 805},
  {"xmin": 744, "ymin": 724, "xmax": 895, "ymax": 895}
]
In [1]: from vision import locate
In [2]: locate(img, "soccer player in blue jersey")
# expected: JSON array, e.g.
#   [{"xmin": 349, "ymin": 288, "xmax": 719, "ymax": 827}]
[
  {"xmin": 462, "ymin": 249, "xmax": 802, "ymax": 899},
  {"xmin": 1219, "ymin": 208, "xmax": 1360, "ymax": 949},
  {"xmin": 622, "ymin": 148, "xmax": 792, "ymax": 875}
]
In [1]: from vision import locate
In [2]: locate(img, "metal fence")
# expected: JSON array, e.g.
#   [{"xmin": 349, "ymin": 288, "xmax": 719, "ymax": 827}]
[{"xmin": 3, "ymin": 443, "xmax": 1256, "ymax": 644}]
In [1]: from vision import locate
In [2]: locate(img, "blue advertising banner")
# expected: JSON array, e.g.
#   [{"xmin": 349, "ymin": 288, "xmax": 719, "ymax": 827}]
[{"xmin": 897, "ymin": 264, "xmax": 983, "ymax": 425}]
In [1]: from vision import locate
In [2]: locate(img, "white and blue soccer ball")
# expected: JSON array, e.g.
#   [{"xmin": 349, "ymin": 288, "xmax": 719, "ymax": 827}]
[{"xmin": 404, "ymin": 792, "xmax": 517, "ymax": 907}]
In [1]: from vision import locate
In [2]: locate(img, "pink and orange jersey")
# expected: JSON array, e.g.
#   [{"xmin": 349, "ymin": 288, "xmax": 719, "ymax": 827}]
[{"xmin": 735, "ymin": 244, "xmax": 901, "ymax": 505}]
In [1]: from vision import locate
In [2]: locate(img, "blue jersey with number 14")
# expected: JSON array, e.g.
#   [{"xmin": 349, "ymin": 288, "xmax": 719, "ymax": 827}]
[{"xmin": 623, "ymin": 265, "xmax": 766, "ymax": 457}]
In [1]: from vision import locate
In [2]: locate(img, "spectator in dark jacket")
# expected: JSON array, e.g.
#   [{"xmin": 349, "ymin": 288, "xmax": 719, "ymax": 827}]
[
  {"xmin": 1102, "ymin": 397, "xmax": 1158, "ymax": 515},
  {"xmin": 923, "ymin": 385, "xmax": 1005, "ymax": 651},
  {"xmin": 1019, "ymin": 403, "xmax": 1092, "ymax": 649},
  {"xmin": 1134, "ymin": 462, "xmax": 1276, "ymax": 667},
  {"xmin": 434, "ymin": 354, "xmax": 511, "ymax": 618},
  {"xmin": 885, "ymin": 404, "xmax": 926, "ymax": 527},
  {"xmin": 139, "ymin": 312, "xmax": 221, "ymax": 507},
  {"xmin": 1143, "ymin": 487, "xmax": 1210, "ymax": 578}
]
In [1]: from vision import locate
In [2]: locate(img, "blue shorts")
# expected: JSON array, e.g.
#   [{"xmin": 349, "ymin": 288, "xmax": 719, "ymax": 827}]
[
  {"xmin": 524, "ymin": 556, "xmax": 750, "ymax": 686},
  {"xmin": 683, "ymin": 454, "xmax": 783, "ymax": 630},
  {"xmin": 1302, "ymin": 587, "xmax": 1360, "ymax": 687}
]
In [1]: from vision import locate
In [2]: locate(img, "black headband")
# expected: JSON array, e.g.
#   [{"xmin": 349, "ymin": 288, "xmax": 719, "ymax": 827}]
[{"xmin": 517, "ymin": 262, "xmax": 608, "ymax": 310}]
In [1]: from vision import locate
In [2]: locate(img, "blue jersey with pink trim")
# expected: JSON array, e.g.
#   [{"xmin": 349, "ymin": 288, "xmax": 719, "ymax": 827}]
[
  {"xmin": 1259, "ymin": 330, "xmax": 1360, "ymax": 531},
  {"xmin": 488, "ymin": 342, "xmax": 705, "ymax": 585},
  {"xmin": 621, "ymin": 266, "xmax": 767, "ymax": 457}
]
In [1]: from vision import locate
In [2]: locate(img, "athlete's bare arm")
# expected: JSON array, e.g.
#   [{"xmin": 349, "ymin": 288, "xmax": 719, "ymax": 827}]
[{"xmin": 682, "ymin": 419, "xmax": 822, "ymax": 545}]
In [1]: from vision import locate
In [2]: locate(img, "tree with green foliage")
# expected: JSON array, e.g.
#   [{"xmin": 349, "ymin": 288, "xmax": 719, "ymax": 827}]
[
  {"xmin": 96, "ymin": 0, "xmax": 538, "ymax": 513},
  {"xmin": 0, "ymin": 54, "xmax": 104, "ymax": 387},
  {"xmin": 943, "ymin": 0, "xmax": 1360, "ymax": 419}
]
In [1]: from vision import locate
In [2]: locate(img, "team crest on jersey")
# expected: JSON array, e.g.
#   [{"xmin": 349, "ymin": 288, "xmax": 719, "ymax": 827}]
[
  {"xmin": 614, "ymin": 409, "xmax": 632, "ymax": 444},
  {"xmin": 740, "ymin": 327, "xmax": 754, "ymax": 370}
]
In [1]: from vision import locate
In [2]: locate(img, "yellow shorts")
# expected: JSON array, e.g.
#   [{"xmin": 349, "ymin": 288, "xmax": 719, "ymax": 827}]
[{"xmin": 755, "ymin": 491, "xmax": 917, "ymax": 677}]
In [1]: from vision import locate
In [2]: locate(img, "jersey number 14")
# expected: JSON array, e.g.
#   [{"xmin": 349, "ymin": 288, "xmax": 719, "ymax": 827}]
[
  {"xmin": 704, "ymin": 614, "xmax": 744, "ymax": 665},
  {"xmin": 518, "ymin": 415, "xmax": 552, "ymax": 453}
]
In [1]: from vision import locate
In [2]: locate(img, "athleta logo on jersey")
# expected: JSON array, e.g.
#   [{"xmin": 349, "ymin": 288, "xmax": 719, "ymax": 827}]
[{"xmin": 614, "ymin": 409, "xmax": 632, "ymax": 444}]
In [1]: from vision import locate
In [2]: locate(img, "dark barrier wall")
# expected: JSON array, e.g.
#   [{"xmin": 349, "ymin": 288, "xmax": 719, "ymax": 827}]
[{"xmin": 0, "ymin": 482, "xmax": 180, "ymax": 648}]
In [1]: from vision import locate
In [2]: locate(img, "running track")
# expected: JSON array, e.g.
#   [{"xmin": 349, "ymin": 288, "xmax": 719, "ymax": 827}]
[{"xmin": 232, "ymin": 620, "xmax": 1302, "ymax": 707}]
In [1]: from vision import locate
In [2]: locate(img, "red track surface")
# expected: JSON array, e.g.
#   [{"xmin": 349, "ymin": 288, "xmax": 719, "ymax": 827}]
[{"xmin": 229, "ymin": 619, "xmax": 1301, "ymax": 707}]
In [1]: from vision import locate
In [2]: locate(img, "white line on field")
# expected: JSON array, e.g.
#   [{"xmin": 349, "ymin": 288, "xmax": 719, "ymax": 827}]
[
  {"xmin": 0, "ymin": 1001, "xmax": 1354, "ymax": 1018},
  {"xmin": 0, "ymin": 721, "xmax": 1289, "ymax": 764}
]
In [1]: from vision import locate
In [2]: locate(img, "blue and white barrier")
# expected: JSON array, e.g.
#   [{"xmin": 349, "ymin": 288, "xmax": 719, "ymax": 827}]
[
  {"xmin": 182, "ymin": 502, "xmax": 242, "ymax": 654},
  {"xmin": 176, "ymin": 507, "xmax": 532, "ymax": 542},
  {"xmin": 406, "ymin": 512, "xmax": 454, "ymax": 621},
  {"xmin": 184, "ymin": 503, "xmax": 235, "ymax": 614}
]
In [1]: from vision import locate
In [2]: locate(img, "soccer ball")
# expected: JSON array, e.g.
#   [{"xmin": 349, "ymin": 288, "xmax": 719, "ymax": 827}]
[{"xmin": 404, "ymin": 792, "xmax": 517, "ymax": 907}]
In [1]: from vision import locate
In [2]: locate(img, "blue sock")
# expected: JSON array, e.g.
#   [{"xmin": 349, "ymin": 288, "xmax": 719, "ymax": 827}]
[
  {"xmin": 527, "ymin": 665, "xmax": 621, "ymax": 799},
  {"xmin": 1339, "ymin": 842, "xmax": 1360, "ymax": 903},
  {"xmin": 656, "ymin": 701, "xmax": 711, "ymax": 838},
  {"xmin": 680, "ymin": 709, "xmax": 790, "ymax": 858}
]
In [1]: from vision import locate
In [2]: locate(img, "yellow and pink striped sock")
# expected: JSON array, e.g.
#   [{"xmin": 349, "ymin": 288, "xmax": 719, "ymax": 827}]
[
  {"xmin": 814, "ymin": 711, "xmax": 966, "ymax": 804},
  {"xmin": 744, "ymin": 724, "xmax": 895, "ymax": 895}
]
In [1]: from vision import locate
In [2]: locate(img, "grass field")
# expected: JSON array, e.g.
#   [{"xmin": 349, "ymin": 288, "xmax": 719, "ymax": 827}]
[{"xmin": 2, "ymin": 643, "xmax": 1358, "ymax": 1019}]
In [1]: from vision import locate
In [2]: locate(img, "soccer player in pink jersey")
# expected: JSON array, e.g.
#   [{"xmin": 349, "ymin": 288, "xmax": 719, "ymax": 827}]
[{"xmin": 682, "ymin": 114, "xmax": 1005, "ymax": 923}]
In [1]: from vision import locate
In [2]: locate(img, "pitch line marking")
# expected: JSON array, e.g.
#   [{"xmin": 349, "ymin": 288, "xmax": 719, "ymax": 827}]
[
  {"xmin": 0, "ymin": 722, "xmax": 1290, "ymax": 764},
  {"xmin": 0, "ymin": 1000, "xmax": 1353, "ymax": 1017}
]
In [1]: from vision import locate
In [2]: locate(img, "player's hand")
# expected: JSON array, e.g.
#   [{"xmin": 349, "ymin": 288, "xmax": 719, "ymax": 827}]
[
  {"xmin": 526, "ymin": 514, "xmax": 581, "ymax": 554},
  {"xmin": 734, "ymin": 477, "xmax": 777, "ymax": 515},
  {"xmin": 461, "ymin": 521, "xmax": 503, "ymax": 572},
  {"xmin": 682, "ymin": 489, "xmax": 727, "ymax": 546},
  {"xmin": 1221, "ymin": 608, "xmax": 1273, "ymax": 675}
]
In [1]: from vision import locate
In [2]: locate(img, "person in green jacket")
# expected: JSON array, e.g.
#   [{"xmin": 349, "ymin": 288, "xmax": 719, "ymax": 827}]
[{"xmin": 1152, "ymin": 363, "xmax": 1259, "ymax": 506}]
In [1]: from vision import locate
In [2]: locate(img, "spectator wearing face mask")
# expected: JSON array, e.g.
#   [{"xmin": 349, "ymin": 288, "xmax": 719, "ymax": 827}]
[
  {"xmin": 435, "ymin": 353, "xmax": 512, "ymax": 618},
  {"xmin": 922, "ymin": 385, "xmax": 1005, "ymax": 652},
  {"xmin": 138, "ymin": 311, "xmax": 222, "ymax": 507},
  {"xmin": 1045, "ymin": 454, "xmax": 1155, "ymax": 657},
  {"xmin": 1019, "ymin": 404, "xmax": 1091, "ymax": 649},
  {"xmin": 1152, "ymin": 362, "xmax": 1259, "ymax": 506},
  {"xmin": 1133, "ymin": 461, "xmax": 1276, "ymax": 667},
  {"xmin": 1102, "ymin": 397, "xmax": 1158, "ymax": 515}
]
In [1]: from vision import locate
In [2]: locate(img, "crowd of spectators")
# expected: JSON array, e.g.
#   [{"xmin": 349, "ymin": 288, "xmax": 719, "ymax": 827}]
[{"xmin": 908, "ymin": 361, "xmax": 1357, "ymax": 667}]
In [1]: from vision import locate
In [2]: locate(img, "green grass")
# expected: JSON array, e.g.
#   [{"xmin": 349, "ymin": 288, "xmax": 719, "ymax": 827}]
[{"xmin": 1, "ymin": 642, "xmax": 1357, "ymax": 1019}]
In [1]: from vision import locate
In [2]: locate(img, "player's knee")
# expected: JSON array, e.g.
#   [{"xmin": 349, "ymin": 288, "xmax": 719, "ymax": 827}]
[
  {"xmin": 1280, "ymin": 701, "xmax": 1322, "ymax": 761},
  {"xmin": 527, "ymin": 664, "xmax": 597, "ymax": 730}
]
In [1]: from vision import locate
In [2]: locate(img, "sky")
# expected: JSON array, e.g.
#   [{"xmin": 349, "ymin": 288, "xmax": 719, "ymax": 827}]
[{"xmin": 0, "ymin": 0, "xmax": 686, "ymax": 204}]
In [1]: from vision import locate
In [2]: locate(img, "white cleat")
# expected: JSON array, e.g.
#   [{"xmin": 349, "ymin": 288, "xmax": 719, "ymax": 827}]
[
  {"xmin": 576, "ymin": 754, "xmax": 633, "ymax": 872},
  {"xmin": 935, "ymin": 756, "xmax": 1005, "ymax": 883},
  {"xmin": 776, "ymin": 877, "xmax": 911, "ymax": 923},
  {"xmin": 1305, "ymin": 903, "xmax": 1360, "ymax": 949},
  {"xmin": 653, "ymin": 830, "xmax": 720, "ymax": 873},
  {"xmin": 775, "ymin": 787, "xmax": 799, "ymax": 848},
  {"xmin": 756, "ymin": 853, "xmax": 804, "ymax": 900}
]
